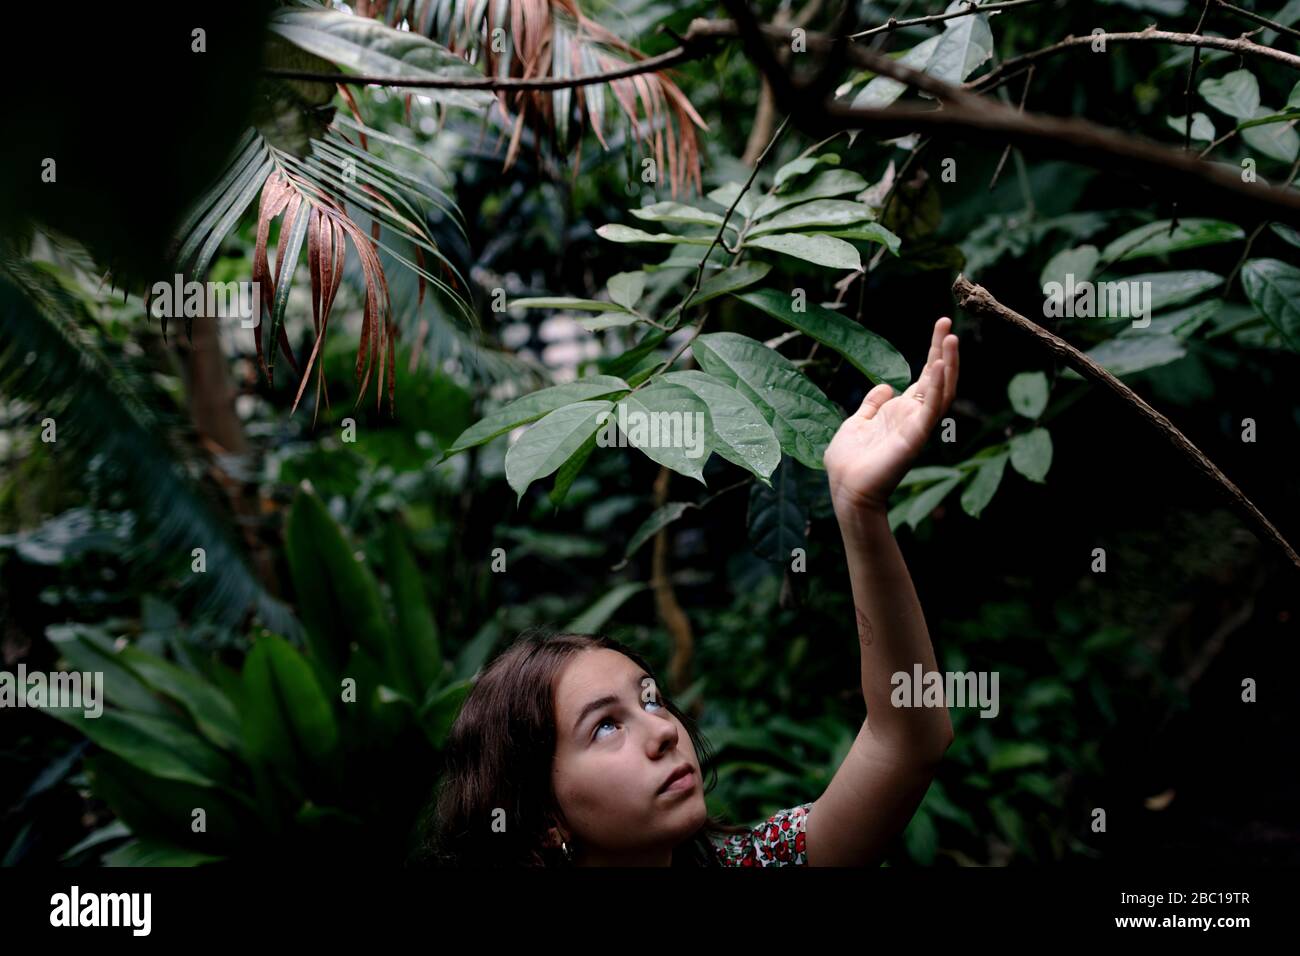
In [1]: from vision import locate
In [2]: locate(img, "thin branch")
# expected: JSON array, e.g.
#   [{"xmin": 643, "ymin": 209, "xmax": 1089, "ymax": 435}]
[
  {"xmin": 952, "ymin": 275, "xmax": 1300, "ymax": 573},
  {"xmin": 969, "ymin": 25, "xmax": 1300, "ymax": 93},
  {"xmin": 1212, "ymin": 0, "xmax": 1300, "ymax": 42},
  {"xmin": 849, "ymin": 0, "xmax": 1050, "ymax": 40}
]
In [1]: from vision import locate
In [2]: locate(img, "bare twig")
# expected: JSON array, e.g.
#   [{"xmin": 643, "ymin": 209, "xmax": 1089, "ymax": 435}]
[
  {"xmin": 1212, "ymin": 0, "xmax": 1300, "ymax": 42},
  {"xmin": 952, "ymin": 275, "xmax": 1300, "ymax": 573},
  {"xmin": 849, "ymin": 0, "xmax": 1050, "ymax": 40}
]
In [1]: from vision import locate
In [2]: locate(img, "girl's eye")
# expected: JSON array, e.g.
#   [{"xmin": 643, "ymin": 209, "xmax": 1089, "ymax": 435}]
[{"xmin": 592, "ymin": 698, "xmax": 667, "ymax": 741}]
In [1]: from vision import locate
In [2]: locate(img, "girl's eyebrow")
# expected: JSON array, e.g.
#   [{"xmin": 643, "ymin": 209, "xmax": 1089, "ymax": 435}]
[{"xmin": 572, "ymin": 674, "xmax": 652, "ymax": 735}]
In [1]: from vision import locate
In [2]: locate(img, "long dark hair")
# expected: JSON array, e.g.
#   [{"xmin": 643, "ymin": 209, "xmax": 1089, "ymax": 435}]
[{"xmin": 422, "ymin": 627, "xmax": 748, "ymax": 866}]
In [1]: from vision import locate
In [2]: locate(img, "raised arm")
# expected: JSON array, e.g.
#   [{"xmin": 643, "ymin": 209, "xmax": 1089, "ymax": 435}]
[{"xmin": 804, "ymin": 317, "xmax": 959, "ymax": 867}]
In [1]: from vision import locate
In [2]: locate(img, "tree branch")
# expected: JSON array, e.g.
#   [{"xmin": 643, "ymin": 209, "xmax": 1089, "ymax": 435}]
[{"xmin": 951, "ymin": 275, "xmax": 1300, "ymax": 573}]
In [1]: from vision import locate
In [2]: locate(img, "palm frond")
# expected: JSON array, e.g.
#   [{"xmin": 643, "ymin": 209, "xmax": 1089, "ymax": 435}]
[
  {"xmin": 0, "ymin": 250, "xmax": 302, "ymax": 639},
  {"xmin": 388, "ymin": 0, "xmax": 707, "ymax": 196},
  {"xmin": 168, "ymin": 119, "xmax": 476, "ymax": 419}
]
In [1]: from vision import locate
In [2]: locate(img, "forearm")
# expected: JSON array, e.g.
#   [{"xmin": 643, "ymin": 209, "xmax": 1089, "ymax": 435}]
[{"xmin": 835, "ymin": 503, "xmax": 953, "ymax": 761}]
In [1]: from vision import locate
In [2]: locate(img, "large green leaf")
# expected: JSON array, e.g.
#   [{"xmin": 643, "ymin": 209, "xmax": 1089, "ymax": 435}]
[
  {"xmin": 1076, "ymin": 332, "xmax": 1187, "ymax": 377},
  {"xmin": 1007, "ymin": 372, "xmax": 1049, "ymax": 419},
  {"xmin": 268, "ymin": 8, "xmax": 493, "ymax": 110},
  {"xmin": 596, "ymin": 224, "xmax": 715, "ymax": 246},
  {"xmin": 45, "ymin": 625, "xmax": 173, "ymax": 719},
  {"xmin": 505, "ymin": 401, "xmax": 614, "ymax": 502},
  {"xmin": 751, "ymin": 170, "xmax": 871, "ymax": 220},
  {"xmin": 1099, "ymin": 219, "xmax": 1244, "ymax": 264},
  {"xmin": 612, "ymin": 382, "xmax": 712, "ymax": 483},
  {"xmin": 735, "ymin": 287, "xmax": 910, "ymax": 390},
  {"xmin": 747, "ymin": 458, "xmax": 807, "ymax": 562},
  {"xmin": 744, "ymin": 233, "xmax": 863, "ymax": 271},
  {"xmin": 117, "ymin": 647, "xmax": 242, "ymax": 753},
  {"xmin": 1240, "ymin": 258, "xmax": 1300, "ymax": 351},
  {"xmin": 41, "ymin": 708, "xmax": 231, "ymax": 788},
  {"xmin": 691, "ymin": 332, "xmax": 842, "ymax": 471},
  {"xmin": 241, "ymin": 633, "xmax": 340, "ymax": 776},
  {"xmin": 662, "ymin": 370, "xmax": 782, "ymax": 480},
  {"xmin": 630, "ymin": 201, "xmax": 729, "ymax": 228},
  {"xmin": 511, "ymin": 296, "xmax": 630, "ymax": 312},
  {"xmin": 748, "ymin": 199, "xmax": 877, "ymax": 237},
  {"xmin": 1198, "ymin": 69, "xmax": 1260, "ymax": 120},
  {"xmin": 381, "ymin": 520, "xmax": 442, "ymax": 696},
  {"xmin": 285, "ymin": 486, "xmax": 393, "ymax": 682},
  {"xmin": 672, "ymin": 261, "xmax": 772, "ymax": 314},
  {"xmin": 444, "ymin": 375, "xmax": 630, "ymax": 456}
]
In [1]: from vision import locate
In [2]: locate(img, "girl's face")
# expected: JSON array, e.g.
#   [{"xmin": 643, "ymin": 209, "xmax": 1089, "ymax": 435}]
[{"xmin": 550, "ymin": 648, "xmax": 707, "ymax": 865}]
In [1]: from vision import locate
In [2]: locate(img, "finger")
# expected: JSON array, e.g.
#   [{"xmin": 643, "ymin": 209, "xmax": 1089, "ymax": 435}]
[
  {"xmin": 941, "ymin": 333, "xmax": 959, "ymax": 409},
  {"xmin": 922, "ymin": 359, "xmax": 946, "ymax": 425},
  {"xmin": 856, "ymin": 382, "xmax": 893, "ymax": 420},
  {"xmin": 924, "ymin": 316, "xmax": 949, "ymax": 367}
]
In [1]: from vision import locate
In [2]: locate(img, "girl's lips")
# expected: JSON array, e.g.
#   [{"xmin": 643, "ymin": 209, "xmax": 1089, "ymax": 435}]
[{"xmin": 659, "ymin": 768, "xmax": 695, "ymax": 795}]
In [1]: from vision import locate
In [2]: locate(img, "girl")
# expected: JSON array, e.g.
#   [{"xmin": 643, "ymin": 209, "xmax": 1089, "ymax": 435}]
[{"xmin": 430, "ymin": 317, "xmax": 961, "ymax": 867}]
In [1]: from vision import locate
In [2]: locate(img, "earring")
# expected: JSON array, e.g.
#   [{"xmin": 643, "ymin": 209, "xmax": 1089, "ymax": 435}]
[{"xmin": 561, "ymin": 840, "xmax": 575, "ymax": 863}]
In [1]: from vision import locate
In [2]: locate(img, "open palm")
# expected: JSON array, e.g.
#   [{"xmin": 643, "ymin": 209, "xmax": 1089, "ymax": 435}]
[{"xmin": 824, "ymin": 317, "xmax": 960, "ymax": 516}]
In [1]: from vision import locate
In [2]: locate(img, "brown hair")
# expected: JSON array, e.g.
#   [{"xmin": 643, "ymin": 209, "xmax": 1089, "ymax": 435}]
[{"xmin": 423, "ymin": 627, "xmax": 748, "ymax": 867}]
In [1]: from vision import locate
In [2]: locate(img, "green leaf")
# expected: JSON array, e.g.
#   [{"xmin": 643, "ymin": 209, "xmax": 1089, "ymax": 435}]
[
  {"xmin": 1241, "ymin": 105, "xmax": 1300, "ymax": 163},
  {"xmin": 988, "ymin": 742, "xmax": 1050, "ymax": 773},
  {"xmin": 241, "ymin": 634, "xmax": 339, "ymax": 774},
  {"xmin": 285, "ymin": 487, "xmax": 392, "ymax": 682},
  {"xmin": 116, "ymin": 648, "xmax": 241, "ymax": 753},
  {"xmin": 677, "ymin": 261, "xmax": 773, "ymax": 313},
  {"xmin": 751, "ymin": 169, "xmax": 871, "ymax": 219},
  {"xmin": 1240, "ymin": 258, "xmax": 1300, "ymax": 351},
  {"xmin": 744, "ymin": 233, "xmax": 863, "ymax": 271},
  {"xmin": 1166, "ymin": 112, "xmax": 1215, "ymax": 142},
  {"xmin": 663, "ymin": 370, "xmax": 781, "ymax": 480},
  {"xmin": 444, "ymin": 375, "xmax": 629, "ymax": 456},
  {"xmin": 822, "ymin": 223, "xmax": 902, "ymax": 255},
  {"xmin": 381, "ymin": 520, "xmax": 442, "ymax": 695},
  {"xmin": 926, "ymin": 0, "xmax": 994, "ymax": 84},
  {"xmin": 747, "ymin": 458, "xmax": 807, "ymax": 562},
  {"xmin": 896, "ymin": 474, "xmax": 962, "ymax": 531},
  {"xmin": 612, "ymin": 382, "xmax": 712, "ymax": 483},
  {"xmin": 268, "ymin": 8, "xmax": 493, "ymax": 110},
  {"xmin": 1074, "ymin": 333, "xmax": 1187, "ymax": 377},
  {"xmin": 565, "ymin": 582, "xmax": 648, "ymax": 633},
  {"xmin": 902, "ymin": 808, "xmax": 938, "ymax": 865},
  {"xmin": 773, "ymin": 153, "xmax": 840, "ymax": 189},
  {"xmin": 1009, "ymin": 428, "xmax": 1053, "ymax": 483},
  {"xmin": 691, "ymin": 332, "xmax": 842, "ymax": 471},
  {"xmin": 45, "ymin": 625, "xmax": 173, "ymax": 719},
  {"xmin": 897, "ymin": 466, "xmax": 963, "ymax": 489},
  {"xmin": 607, "ymin": 271, "xmax": 647, "ymax": 310},
  {"xmin": 1040, "ymin": 245, "xmax": 1099, "ymax": 290},
  {"xmin": 1271, "ymin": 223, "xmax": 1300, "ymax": 249},
  {"xmin": 618, "ymin": 502, "xmax": 694, "ymax": 568},
  {"xmin": 961, "ymin": 452, "xmax": 1009, "ymax": 518},
  {"xmin": 735, "ymin": 287, "xmax": 910, "ymax": 390},
  {"xmin": 596, "ymin": 224, "xmax": 714, "ymax": 246},
  {"xmin": 1007, "ymin": 371, "xmax": 1049, "ymax": 419},
  {"xmin": 511, "ymin": 296, "xmax": 630, "ymax": 312},
  {"xmin": 748, "ymin": 199, "xmax": 876, "ymax": 237},
  {"xmin": 1100, "ymin": 219, "xmax": 1244, "ymax": 264},
  {"xmin": 630, "ymin": 201, "xmax": 728, "ymax": 228},
  {"xmin": 102, "ymin": 841, "xmax": 224, "ymax": 867},
  {"xmin": 40, "ymin": 709, "xmax": 230, "ymax": 788},
  {"xmin": 706, "ymin": 182, "xmax": 758, "ymax": 219},
  {"xmin": 505, "ymin": 401, "xmax": 614, "ymax": 502},
  {"xmin": 1198, "ymin": 69, "xmax": 1260, "ymax": 120},
  {"xmin": 851, "ymin": 34, "xmax": 945, "ymax": 110},
  {"xmin": 579, "ymin": 312, "xmax": 642, "ymax": 331}
]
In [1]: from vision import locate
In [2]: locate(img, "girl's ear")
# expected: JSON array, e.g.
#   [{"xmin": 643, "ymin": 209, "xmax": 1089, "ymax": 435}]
[{"xmin": 542, "ymin": 825, "xmax": 565, "ymax": 849}]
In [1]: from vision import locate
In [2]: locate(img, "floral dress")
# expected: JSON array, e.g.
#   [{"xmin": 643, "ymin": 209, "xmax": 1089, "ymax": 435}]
[{"xmin": 710, "ymin": 802, "xmax": 812, "ymax": 866}]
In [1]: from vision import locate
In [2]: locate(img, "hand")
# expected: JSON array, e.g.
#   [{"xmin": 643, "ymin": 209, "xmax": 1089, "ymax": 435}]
[{"xmin": 823, "ymin": 317, "xmax": 960, "ymax": 517}]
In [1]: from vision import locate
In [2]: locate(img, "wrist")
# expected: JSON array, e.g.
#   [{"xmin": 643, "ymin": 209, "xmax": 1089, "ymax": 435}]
[{"xmin": 832, "ymin": 497, "xmax": 893, "ymax": 537}]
